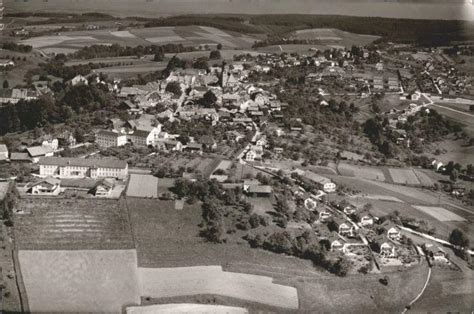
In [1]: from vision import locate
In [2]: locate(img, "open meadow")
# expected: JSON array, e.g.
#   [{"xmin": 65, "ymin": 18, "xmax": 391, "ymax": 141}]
[
  {"xmin": 292, "ymin": 28, "xmax": 379, "ymax": 47},
  {"xmin": 19, "ymin": 249, "xmax": 140, "ymax": 313}
]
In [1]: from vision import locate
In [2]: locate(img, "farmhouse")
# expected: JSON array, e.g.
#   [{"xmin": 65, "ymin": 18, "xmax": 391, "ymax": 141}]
[
  {"xmin": 27, "ymin": 145, "xmax": 54, "ymax": 163},
  {"xmin": 0, "ymin": 144, "xmax": 8, "ymax": 160},
  {"xmin": 27, "ymin": 177, "xmax": 61, "ymax": 196},
  {"xmin": 247, "ymin": 185, "xmax": 272, "ymax": 197},
  {"xmin": 301, "ymin": 171, "xmax": 336, "ymax": 193},
  {"xmin": 39, "ymin": 157, "xmax": 128, "ymax": 180},
  {"xmin": 331, "ymin": 240, "xmax": 344, "ymax": 251},
  {"xmin": 88, "ymin": 179, "xmax": 115, "ymax": 197}
]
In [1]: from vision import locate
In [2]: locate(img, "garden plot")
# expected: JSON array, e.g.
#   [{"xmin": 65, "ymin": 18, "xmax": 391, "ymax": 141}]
[
  {"xmin": 138, "ymin": 266, "xmax": 299, "ymax": 309},
  {"xmin": 388, "ymin": 169, "xmax": 420, "ymax": 185},
  {"xmin": 14, "ymin": 198, "xmax": 134, "ymax": 250},
  {"xmin": 127, "ymin": 174, "xmax": 159, "ymax": 198},
  {"xmin": 413, "ymin": 206, "xmax": 466, "ymax": 222},
  {"xmin": 19, "ymin": 249, "xmax": 140, "ymax": 313}
]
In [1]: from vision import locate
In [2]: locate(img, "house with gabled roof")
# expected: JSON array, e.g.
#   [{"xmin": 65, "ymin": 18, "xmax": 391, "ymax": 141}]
[
  {"xmin": 27, "ymin": 177, "xmax": 61, "ymax": 196},
  {"xmin": 387, "ymin": 227, "xmax": 401, "ymax": 241}
]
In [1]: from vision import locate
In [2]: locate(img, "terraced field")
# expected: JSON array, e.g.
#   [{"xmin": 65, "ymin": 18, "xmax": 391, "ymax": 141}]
[{"xmin": 14, "ymin": 198, "xmax": 134, "ymax": 250}]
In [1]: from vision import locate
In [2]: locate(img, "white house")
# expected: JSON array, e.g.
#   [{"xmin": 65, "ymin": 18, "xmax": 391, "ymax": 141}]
[
  {"xmin": 27, "ymin": 177, "xmax": 61, "ymax": 196},
  {"xmin": 319, "ymin": 210, "xmax": 332, "ymax": 222},
  {"xmin": 331, "ymin": 240, "xmax": 344, "ymax": 251},
  {"xmin": 338, "ymin": 223, "xmax": 352, "ymax": 236},
  {"xmin": 245, "ymin": 150, "xmax": 257, "ymax": 162},
  {"xmin": 343, "ymin": 205, "xmax": 357, "ymax": 215},
  {"xmin": 387, "ymin": 227, "xmax": 401, "ymax": 241},
  {"xmin": 0, "ymin": 144, "xmax": 8, "ymax": 160},
  {"xmin": 380, "ymin": 242, "xmax": 397, "ymax": 258},
  {"xmin": 39, "ymin": 157, "xmax": 128, "ymax": 180},
  {"xmin": 69, "ymin": 75, "xmax": 89, "ymax": 86},
  {"xmin": 360, "ymin": 216, "xmax": 374, "ymax": 227}
]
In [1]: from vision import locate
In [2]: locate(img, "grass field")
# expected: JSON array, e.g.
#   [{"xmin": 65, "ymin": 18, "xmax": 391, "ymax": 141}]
[
  {"xmin": 138, "ymin": 266, "xmax": 299, "ymax": 309},
  {"xmin": 338, "ymin": 163, "xmax": 386, "ymax": 181},
  {"xmin": 127, "ymin": 174, "xmax": 159, "ymax": 198},
  {"xmin": 388, "ymin": 168, "xmax": 420, "ymax": 185},
  {"xmin": 14, "ymin": 198, "xmax": 134, "ymax": 250},
  {"xmin": 19, "ymin": 249, "xmax": 140, "ymax": 313}
]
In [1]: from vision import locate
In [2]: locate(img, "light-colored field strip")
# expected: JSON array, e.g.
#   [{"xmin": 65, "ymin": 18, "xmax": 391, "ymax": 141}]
[
  {"xmin": 22, "ymin": 36, "xmax": 98, "ymax": 48},
  {"xmin": 127, "ymin": 304, "xmax": 248, "ymax": 314},
  {"xmin": 200, "ymin": 26, "xmax": 232, "ymax": 37},
  {"xmin": 194, "ymin": 32, "xmax": 237, "ymax": 48},
  {"xmin": 127, "ymin": 174, "xmax": 159, "ymax": 198},
  {"xmin": 146, "ymin": 35, "xmax": 185, "ymax": 43},
  {"xmin": 110, "ymin": 30, "xmax": 137, "ymax": 38},
  {"xmin": 138, "ymin": 266, "xmax": 299, "ymax": 309},
  {"xmin": 413, "ymin": 205, "xmax": 466, "ymax": 222},
  {"xmin": 19, "ymin": 250, "xmax": 140, "ymax": 313},
  {"xmin": 350, "ymin": 194, "xmax": 404, "ymax": 203},
  {"xmin": 389, "ymin": 169, "xmax": 420, "ymax": 185}
]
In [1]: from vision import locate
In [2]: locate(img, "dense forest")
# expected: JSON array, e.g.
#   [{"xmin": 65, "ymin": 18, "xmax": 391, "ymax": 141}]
[
  {"xmin": 142, "ymin": 15, "xmax": 263, "ymax": 34},
  {"xmin": 249, "ymin": 14, "xmax": 473, "ymax": 45}
]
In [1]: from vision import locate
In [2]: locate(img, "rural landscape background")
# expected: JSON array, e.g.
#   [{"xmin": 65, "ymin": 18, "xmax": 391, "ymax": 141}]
[{"xmin": 0, "ymin": 0, "xmax": 473, "ymax": 313}]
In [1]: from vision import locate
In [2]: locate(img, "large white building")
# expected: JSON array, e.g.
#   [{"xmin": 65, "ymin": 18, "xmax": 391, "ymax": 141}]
[
  {"xmin": 95, "ymin": 130, "xmax": 128, "ymax": 148},
  {"xmin": 39, "ymin": 157, "xmax": 128, "ymax": 180}
]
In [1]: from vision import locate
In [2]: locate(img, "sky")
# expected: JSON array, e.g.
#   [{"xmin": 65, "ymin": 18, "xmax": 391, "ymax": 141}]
[{"xmin": 4, "ymin": 0, "xmax": 474, "ymax": 21}]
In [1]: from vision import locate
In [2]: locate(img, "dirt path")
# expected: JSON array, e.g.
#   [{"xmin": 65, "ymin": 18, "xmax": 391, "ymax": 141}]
[{"xmin": 402, "ymin": 265, "xmax": 432, "ymax": 313}]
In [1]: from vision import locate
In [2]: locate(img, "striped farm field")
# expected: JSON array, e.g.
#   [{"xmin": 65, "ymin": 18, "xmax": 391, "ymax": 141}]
[{"xmin": 412, "ymin": 206, "xmax": 466, "ymax": 222}]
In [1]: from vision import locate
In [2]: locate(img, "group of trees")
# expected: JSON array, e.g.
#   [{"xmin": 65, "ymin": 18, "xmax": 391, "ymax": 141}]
[
  {"xmin": 246, "ymin": 230, "xmax": 351, "ymax": 276},
  {"xmin": 2, "ymin": 42, "xmax": 32, "ymax": 53},
  {"xmin": 72, "ymin": 43, "xmax": 195, "ymax": 60},
  {"xmin": 0, "ymin": 83, "xmax": 115, "ymax": 135}
]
